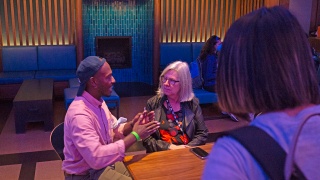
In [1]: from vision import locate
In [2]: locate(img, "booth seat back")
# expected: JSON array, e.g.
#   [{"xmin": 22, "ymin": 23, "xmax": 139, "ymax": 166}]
[
  {"xmin": 160, "ymin": 43, "xmax": 192, "ymax": 70},
  {"xmin": 192, "ymin": 42, "xmax": 205, "ymax": 61},
  {"xmin": 2, "ymin": 46, "xmax": 38, "ymax": 72},
  {"xmin": 38, "ymin": 45, "xmax": 76, "ymax": 70}
]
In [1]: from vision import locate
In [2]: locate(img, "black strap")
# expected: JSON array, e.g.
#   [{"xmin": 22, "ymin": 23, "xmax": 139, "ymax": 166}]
[{"xmin": 220, "ymin": 126, "xmax": 306, "ymax": 180}]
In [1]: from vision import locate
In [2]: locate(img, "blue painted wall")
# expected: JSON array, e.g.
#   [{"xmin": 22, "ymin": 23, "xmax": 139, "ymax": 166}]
[{"xmin": 82, "ymin": 0, "xmax": 154, "ymax": 84}]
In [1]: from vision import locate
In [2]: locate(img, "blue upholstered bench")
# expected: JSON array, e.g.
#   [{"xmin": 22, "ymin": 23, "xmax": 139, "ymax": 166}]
[
  {"xmin": 160, "ymin": 43, "xmax": 193, "ymax": 70},
  {"xmin": 64, "ymin": 87, "xmax": 120, "ymax": 118},
  {"xmin": 193, "ymin": 89, "xmax": 218, "ymax": 104},
  {"xmin": 35, "ymin": 45, "xmax": 77, "ymax": 81},
  {"xmin": 1, "ymin": 45, "xmax": 77, "ymax": 84},
  {"xmin": 0, "ymin": 46, "xmax": 38, "ymax": 84},
  {"xmin": 191, "ymin": 42, "xmax": 205, "ymax": 60},
  {"xmin": 68, "ymin": 78, "xmax": 80, "ymax": 88}
]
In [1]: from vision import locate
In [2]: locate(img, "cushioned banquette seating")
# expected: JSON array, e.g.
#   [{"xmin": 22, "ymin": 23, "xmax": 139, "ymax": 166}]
[
  {"xmin": 0, "ymin": 45, "xmax": 76, "ymax": 84},
  {"xmin": 64, "ymin": 78, "xmax": 120, "ymax": 118},
  {"xmin": 0, "ymin": 46, "xmax": 38, "ymax": 84},
  {"xmin": 160, "ymin": 42, "xmax": 218, "ymax": 104},
  {"xmin": 35, "ymin": 45, "xmax": 76, "ymax": 81}
]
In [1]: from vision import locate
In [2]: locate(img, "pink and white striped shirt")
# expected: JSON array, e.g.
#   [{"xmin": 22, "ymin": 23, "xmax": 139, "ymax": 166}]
[{"xmin": 62, "ymin": 91, "xmax": 126, "ymax": 175}]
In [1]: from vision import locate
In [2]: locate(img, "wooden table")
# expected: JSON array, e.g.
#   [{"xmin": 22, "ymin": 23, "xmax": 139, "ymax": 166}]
[
  {"xmin": 123, "ymin": 144, "xmax": 213, "ymax": 180},
  {"xmin": 309, "ymin": 37, "xmax": 320, "ymax": 53},
  {"xmin": 13, "ymin": 78, "xmax": 54, "ymax": 133}
]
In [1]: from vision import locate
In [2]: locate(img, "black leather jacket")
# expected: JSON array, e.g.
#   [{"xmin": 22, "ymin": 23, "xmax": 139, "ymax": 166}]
[{"xmin": 142, "ymin": 95, "xmax": 208, "ymax": 153}]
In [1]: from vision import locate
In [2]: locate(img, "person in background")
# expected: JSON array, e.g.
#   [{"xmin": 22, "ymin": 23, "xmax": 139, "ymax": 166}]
[
  {"xmin": 199, "ymin": 35, "xmax": 222, "ymax": 93},
  {"xmin": 143, "ymin": 61, "xmax": 208, "ymax": 153},
  {"xmin": 62, "ymin": 56, "xmax": 160, "ymax": 180},
  {"xmin": 202, "ymin": 6, "xmax": 320, "ymax": 179}
]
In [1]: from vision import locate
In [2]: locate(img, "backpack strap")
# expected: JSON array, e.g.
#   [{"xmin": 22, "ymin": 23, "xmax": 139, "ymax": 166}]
[{"xmin": 220, "ymin": 126, "xmax": 306, "ymax": 180}]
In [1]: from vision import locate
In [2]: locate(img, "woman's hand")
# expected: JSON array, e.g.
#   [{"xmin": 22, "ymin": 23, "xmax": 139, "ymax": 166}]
[{"xmin": 168, "ymin": 144, "xmax": 188, "ymax": 150}]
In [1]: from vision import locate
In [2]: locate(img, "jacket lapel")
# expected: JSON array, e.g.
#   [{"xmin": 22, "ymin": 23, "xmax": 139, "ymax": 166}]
[{"xmin": 183, "ymin": 103, "xmax": 195, "ymax": 138}]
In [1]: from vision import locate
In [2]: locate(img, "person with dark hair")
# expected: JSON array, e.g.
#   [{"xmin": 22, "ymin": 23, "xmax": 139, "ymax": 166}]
[
  {"xmin": 198, "ymin": 35, "xmax": 222, "ymax": 93},
  {"xmin": 62, "ymin": 56, "xmax": 160, "ymax": 180},
  {"xmin": 202, "ymin": 6, "xmax": 320, "ymax": 179}
]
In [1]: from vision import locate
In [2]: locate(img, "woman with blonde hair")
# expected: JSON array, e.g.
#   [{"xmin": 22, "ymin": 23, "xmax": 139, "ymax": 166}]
[
  {"xmin": 202, "ymin": 6, "xmax": 320, "ymax": 179},
  {"xmin": 143, "ymin": 61, "xmax": 208, "ymax": 152}
]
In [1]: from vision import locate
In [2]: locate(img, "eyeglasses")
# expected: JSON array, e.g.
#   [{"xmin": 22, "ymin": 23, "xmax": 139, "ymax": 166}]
[{"xmin": 161, "ymin": 76, "xmax": 180, "ymax": 85}]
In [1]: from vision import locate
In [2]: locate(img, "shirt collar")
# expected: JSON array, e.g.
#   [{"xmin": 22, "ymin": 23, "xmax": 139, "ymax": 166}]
[{"xmin": 82, "ymin": 91, "xmax": 103, "ymax": 108}]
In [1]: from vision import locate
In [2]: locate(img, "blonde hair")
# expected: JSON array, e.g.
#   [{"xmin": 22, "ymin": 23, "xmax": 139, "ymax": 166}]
[{"xmin": 157, "ymin": 61, "xmax": 194, "ymax": 102}]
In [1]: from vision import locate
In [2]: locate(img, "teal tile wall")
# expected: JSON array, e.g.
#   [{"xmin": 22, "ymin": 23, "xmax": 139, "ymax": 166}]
[{"xmin": 83, "ymin": 0, "xmax": 154, "ymax": 84}]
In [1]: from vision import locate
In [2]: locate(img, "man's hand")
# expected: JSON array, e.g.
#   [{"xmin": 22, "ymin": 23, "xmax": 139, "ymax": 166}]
[
  {"xmin": 168, "ymin": 144, "xmax": 188, "ymax": 150},
  {"xmin": 132, "ymin": 111, "xmax": 155, "ymax": 125},
  {"xmin": 132, "ymin": 115, "xmax": 160, "ymax": 139}
]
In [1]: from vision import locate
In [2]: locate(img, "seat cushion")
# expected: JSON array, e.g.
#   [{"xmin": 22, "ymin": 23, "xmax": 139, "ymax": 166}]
[
  {"xmin": 192, "ymin": 42, "xmax": 205, "ymax": 60},
  {"xmin": 38, "ymin": 45, "xmax": 76, "ymax": 70},
  {"xmin": 69, "ymin": 78, "xmax": 80, "ymax": 88},
  {"xmin": 193, "ymin": 89, "xmax": 218, "ymax": 104},
  {"xmin": 2, "ymin": 46, "xmax": 38, "ymax": 71},
  {"xmin": 0, "ymin": 71, "xmax": 35, "ymax": 84},
  {"xmin": 35, "ymin": 70, "xmax": 76, "ymax": 81},
  {"xmin": 64, "ymin": 87, "xmax": 120, "ymax": 110},
  {"xmin": 160, "ymin": 43, "xmax": 192, "ymax": 70}
]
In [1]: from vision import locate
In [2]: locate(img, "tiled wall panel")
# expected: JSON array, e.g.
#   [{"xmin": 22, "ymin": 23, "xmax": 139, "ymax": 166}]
[{"xmin": 83, "ymin": 0, "xmax": 154, "ymax": 84}]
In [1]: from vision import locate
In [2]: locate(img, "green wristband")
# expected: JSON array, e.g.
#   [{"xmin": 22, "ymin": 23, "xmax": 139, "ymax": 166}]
[{"xmin": 131, "ymin": 131, "xmax": 140, "ymax": 141}]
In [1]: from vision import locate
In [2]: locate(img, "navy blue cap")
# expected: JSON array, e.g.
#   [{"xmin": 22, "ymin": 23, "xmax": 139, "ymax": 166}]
[{"xmin": 76, "ymin": 56, "xmax": 106, "ymax": 96}]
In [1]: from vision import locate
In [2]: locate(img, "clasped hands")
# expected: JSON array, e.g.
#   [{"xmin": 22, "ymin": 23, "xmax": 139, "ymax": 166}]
[{"xmin": 131, "ymin": 110, "xmax": 160, "ymax": 139}]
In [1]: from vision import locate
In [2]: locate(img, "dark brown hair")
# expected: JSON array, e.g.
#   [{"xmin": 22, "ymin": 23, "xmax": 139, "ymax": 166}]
[
  {"xmin": 199, "ymin": 35, "xmax": 220, "ymax": 61},
  {"xmin": 216, "ymin": 6, "xmax": 320, "ymax": 114}
]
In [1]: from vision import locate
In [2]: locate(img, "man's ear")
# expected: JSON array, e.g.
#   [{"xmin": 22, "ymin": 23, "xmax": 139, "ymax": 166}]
[{"xmin": 89, "ymin": 77, "xmax": 97, "ymax": 88}]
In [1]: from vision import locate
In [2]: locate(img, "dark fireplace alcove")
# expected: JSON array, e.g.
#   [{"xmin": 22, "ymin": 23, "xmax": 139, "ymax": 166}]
[{"xmin": 95, "ymin": 36, "xmax": 132, "ymax": 69}]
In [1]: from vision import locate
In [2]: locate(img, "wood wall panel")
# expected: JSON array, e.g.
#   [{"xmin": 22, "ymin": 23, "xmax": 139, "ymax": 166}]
[
  {"xmin": 209, "ymin": 0, "xmax": 214, "ymax": 37},
  {"xmin": 4, "ymin": 0, "xmax": 10, "ymax": 46},
  {"xmin": 54, "ymin": 0, "xmax": 59, "ymax": 45},
  {"xmin": 10, "ymin": 0, "xmax": 17, "ymax": 46},
  {"xmin": 71, "ymin": 0, "xmax": 75, "ymax": 44},
  {"xmin": 194, "ymin": 0, "xmax": 199, "ymax": 42},
  {"xmin": 158, "ymin": 0, "xmax": 263, "ymax": 43},
  {"xmin": 310, "ymin": 0, "xmax": 320, "ymax": 33},
  {"xmin": 175, "ymin": 0, "xmax": 179, "ymax": 42},
  {"xmin": 189, "ymin": 0, "xmax": 194, "ymax": 42},
  {"xmin": 165, "ymin": 0, "xmax": 169, "ymax": 42},
  {"xmin": 67, "ymin": 0, "xmax": 71, "ymax": 44},
  {"xmin": 170, "ymin": 0, "xmax": 174, "ymax": 42},
  {"xmin": 36, "ymin": 0, "xmax": 41, "ymax": 45},
  {"xmin": 30, "ymin": 0, "xmax": 36, "ymax": 45},
  {"xmin": 42, "ymin": 0, "xmax": 47, "ymax": 45},
  {"xmin": 48, "ymin": 0, "xmax": 53, "ymax": 45},
  {"xmin": 0, "ymin": 0, "xmax": 76, "ymax": 46},
  {"xmin": 184, "ymin": 0, "xmax": 189, "ymax": 42},
  {"xmin": 179, "ymin": 0, "xmax": 183, "ymax": 42},
  {"xmin": 60, "ymin": 0, "xmax": 65, "ymax": 45},
  {"xmin": 17, "ymin": 0, "xmax": 23, "ymax": 46},
  {"xmin": 204, "ymin": 0, "xmax": 209, "ymax": 41},
  {"xmin": 23, "ymin": 0, "xmax": 29, "ymax": 45},
  {"xmin": 160, "ymin": 0, "xmax": 164, "ymax": 42},
  {"xmin": 0, "ymin": 10, "xmax": 2, "ymax": 71}
]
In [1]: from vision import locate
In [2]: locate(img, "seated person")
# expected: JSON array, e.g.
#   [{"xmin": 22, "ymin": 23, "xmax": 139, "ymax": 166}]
[
  {"xmin": 202, "ymin": 6, "xmax": 320, "ymax": 179},
  {"xmin": 143, "ymin": 61, "xmax": 208, "ymax": 153},
  {"xmin": 199, "ymin": 35, "xmax": 222, "ymax": 93},
  {"xmin": 62, "ymin": 56, "xmax": 160, "ymax": 180}
]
